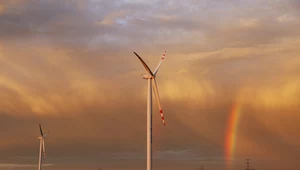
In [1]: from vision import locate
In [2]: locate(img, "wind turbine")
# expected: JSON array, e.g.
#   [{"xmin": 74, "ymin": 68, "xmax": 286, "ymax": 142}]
[
  {"xmin": 133, "ymin": 50, "xmax": 167, "ymax": 170},
  {"xmin": 38, "ymin": 124, "xmax": 50, "ymax": 170}
]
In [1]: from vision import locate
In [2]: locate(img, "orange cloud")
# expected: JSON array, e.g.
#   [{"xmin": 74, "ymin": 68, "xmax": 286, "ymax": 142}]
[{"xmin": 0, "ymin": 42, "xmax": 113, "ymax": 116}]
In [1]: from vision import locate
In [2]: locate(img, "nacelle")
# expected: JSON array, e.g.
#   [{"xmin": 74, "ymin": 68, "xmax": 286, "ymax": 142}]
[{"xmin": 142, "ymin": 74, "xmax": 153, "ymax": 79}]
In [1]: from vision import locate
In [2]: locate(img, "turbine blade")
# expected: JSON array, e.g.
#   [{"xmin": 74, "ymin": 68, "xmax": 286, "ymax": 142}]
[
  {"xmin": 39, "ymin": 124, "xmax": 44, "ymax": 137},
  {"xmin": 153, "ymin": 50, "xmax": 167, "ymax": 76},
  {"xmin": 152, "ymin": 78, "xmax": 166, "ymax": 126},
  {"xmin": 42, "ymin": 139, "xmax": 46, "ymax": 157},
  {"xmin": 133, "ymin": 51, "xmax": 154, "ymax": 76},
  {"xmin": 44, "ymin": 131, "xmax": 51, "ymax": 138}
]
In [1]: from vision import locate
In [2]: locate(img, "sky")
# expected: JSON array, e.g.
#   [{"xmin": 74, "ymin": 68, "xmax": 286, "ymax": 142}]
[{"xmin": 0, "ymin": 0, "xmax": 300, "ymax": 170}]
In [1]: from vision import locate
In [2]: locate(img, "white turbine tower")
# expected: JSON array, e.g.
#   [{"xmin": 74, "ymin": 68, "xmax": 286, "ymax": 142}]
[
  {"xmin": 38, "ymin": 124, "xmax": 50, "ymax": 170},
  {"xmin": 133, "ymin": 51, "xmax": 167, "ymax": 170}
]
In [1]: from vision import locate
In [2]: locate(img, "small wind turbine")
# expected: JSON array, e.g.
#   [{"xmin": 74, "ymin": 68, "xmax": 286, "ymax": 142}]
[
  {"xmin": 133, "ymin": 50, "xmax": 167, "ymax": 170},
  {"xmin": 38, "ymin": 124, "xmax": 50, "ymax": 170}
]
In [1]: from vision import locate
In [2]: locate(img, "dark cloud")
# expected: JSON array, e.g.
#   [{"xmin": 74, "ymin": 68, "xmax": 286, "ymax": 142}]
[{"xmin": 1, "ymin": 0, "xmax": 299, "ymax": 52}]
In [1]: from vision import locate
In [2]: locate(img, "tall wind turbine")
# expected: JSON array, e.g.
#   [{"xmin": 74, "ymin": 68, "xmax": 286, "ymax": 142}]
[
  {"xmin": 38, "ymin": 124, "xmax": 50, "ymax": 170},
  {"xmin": 133, "ymin": 50, "xmax": 167, "ymax": 170}
]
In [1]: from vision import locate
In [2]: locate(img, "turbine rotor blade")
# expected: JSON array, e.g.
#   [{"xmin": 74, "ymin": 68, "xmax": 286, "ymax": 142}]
[
  {"xmin": 39, "ymin": 124, "xmax": 44, "ymax": 137},
  {"xmin": 44, "ymin": 131, "xmax": 51, "ymax": 138},
  {"xmin": 153, "ymin": 50, "xmax": 167, "ymax": 76},
  {"xmin": 152, "ymin": 78, "xmax": 166, "ymax": 126},
  {"xmin": 133, "ymin": 51, "xmax": 154, "ymax": 76}
]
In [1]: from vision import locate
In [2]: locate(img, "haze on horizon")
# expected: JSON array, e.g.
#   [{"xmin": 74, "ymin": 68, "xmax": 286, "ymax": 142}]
[{"xmin": 0, "ymin": 0, "xmax": 300, "ymax": 170}]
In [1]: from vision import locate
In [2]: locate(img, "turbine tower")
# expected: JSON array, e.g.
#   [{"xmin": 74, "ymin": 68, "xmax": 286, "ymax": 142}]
[
  {"xmin": 38, "ymin": 124, "xmax": 50, "ymax": 170},
  {"xmin": 133, "ymin": 51, "xmax": 167, "ymax": 170}
]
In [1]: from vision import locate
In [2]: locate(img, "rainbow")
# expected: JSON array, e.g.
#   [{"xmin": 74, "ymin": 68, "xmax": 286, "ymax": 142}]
[{"xmin": 225, "ymin": 102, "xmax": 242, "ymax": 169}]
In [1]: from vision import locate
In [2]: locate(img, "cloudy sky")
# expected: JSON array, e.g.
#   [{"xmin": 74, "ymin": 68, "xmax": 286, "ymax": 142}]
[{"xmin": 0, "ymin": 0, "xmax": 300, "ymax": 170}]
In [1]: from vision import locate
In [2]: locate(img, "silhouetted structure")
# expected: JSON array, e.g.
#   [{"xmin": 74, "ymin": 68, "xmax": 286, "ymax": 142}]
[
  {"xmin": 197, "ymin": 166, "xmax": 204, "ymax": 170},
  {"xmin": 245, "ymin": 159, "xmax": 255, "ymax": 170}
]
